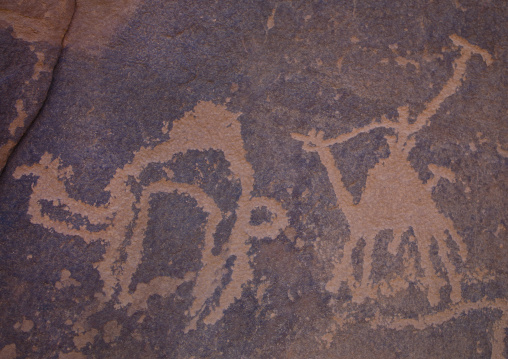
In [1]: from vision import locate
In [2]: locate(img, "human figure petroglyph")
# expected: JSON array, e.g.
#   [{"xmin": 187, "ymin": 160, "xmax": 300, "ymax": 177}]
[
  {"xmin": 292, "ymin": 34, "xmax": 491, "ymax": 305},
  {"xmin": 293, "ymin": 35, "xmax": 507, "ymax": 356},
  {"xmin": 14, "ymin": 101, "xmax": 288, "ymax": 331},
  {"xmin": 292, "ymin": 35, "xmax": 508, "ymax": 358}
]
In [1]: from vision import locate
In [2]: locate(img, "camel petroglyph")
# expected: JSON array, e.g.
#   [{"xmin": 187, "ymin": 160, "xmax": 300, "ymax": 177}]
[{"xmin": 14, "ymin": 102, "xmax": 288, "ymax": 332}]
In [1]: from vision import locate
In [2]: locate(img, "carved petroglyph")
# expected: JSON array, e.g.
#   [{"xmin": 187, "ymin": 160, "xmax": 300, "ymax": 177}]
[
  {"xmin": 292, "ymin": 35, "xmax": 506, "ymax": 355},
  {"xmin": 292, "ymin": 34, "xmax": 489, "ymax": 305},
  {"xmin": 14, "ymin": 102, "xmax": 288, "ymax": 332},
  {"xmin": 330, "ymin": 298, "xmax": 508, "ymax": 358}
]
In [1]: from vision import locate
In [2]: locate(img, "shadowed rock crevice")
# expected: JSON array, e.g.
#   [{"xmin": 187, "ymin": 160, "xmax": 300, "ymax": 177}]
[{"xmin": 0, "ymin": 0, "xmax": 76, "ymax": 175}]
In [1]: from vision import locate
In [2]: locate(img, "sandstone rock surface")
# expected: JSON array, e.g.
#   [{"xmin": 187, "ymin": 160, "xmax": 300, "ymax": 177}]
[{"xmin": 1, "ymin": 1, "xmax": 507, "ymax": 358}]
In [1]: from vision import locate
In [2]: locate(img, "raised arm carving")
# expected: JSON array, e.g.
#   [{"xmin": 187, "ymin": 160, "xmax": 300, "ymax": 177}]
[{"xmin": 408, "ymin": 35, "xmax": 493, "ymax": 136}]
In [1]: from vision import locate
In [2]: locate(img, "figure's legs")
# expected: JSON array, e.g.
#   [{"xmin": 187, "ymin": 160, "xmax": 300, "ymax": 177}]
[
  {"xmin": 492, "ymin": 309, "xmax": 508, "ymax": 359},
  {"xmin": 388, "ymin": 228, "xmax": 404, "ymax": 255},
  {"xmin": 325, "ymin": 236, "xmax": 357, "ymax": 294},
  {"xmin": 434, "ymin": 232, "xmax": 462, "ymax": 303},
  {"xmin": 352, "ymin": 235, "xmax": 375, "ymax": 304},
  {"xmin": 412, "ymin": 228, "xmax": 446, "ymax": 306}
]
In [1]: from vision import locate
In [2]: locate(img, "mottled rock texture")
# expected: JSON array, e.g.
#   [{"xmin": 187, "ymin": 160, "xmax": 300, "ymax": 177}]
[
  {"xmin": 1, "ymin": 1, "xmax": 507, "ymax": 358},
  {"xmin": 0, "ymin": 0, "xmax": 74, "ymax": 171}
]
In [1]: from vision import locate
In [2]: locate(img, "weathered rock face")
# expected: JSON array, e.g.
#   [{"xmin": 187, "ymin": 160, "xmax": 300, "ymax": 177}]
[
  {"xmin": 1, "ymin": 1, "xmax": 507, "ymax": 358},
  {"xmin": 0, "ymin": 0, "xmax": 74, "ymax": 171}
]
